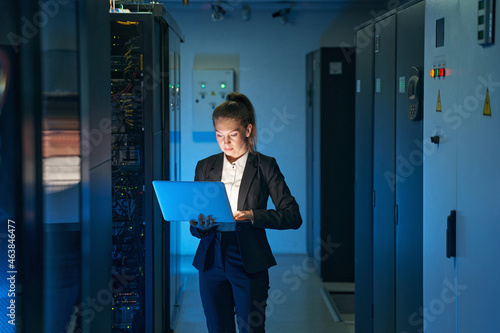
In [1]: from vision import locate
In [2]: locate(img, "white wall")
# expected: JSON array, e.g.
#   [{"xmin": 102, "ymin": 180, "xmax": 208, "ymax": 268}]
[
  {"xmin": 424, "ymin": 1, "xmax": 500, "ymax": 331},
  {"xmin": 168, "ymin": 5, "xmax": 378, "ymax": 256}
]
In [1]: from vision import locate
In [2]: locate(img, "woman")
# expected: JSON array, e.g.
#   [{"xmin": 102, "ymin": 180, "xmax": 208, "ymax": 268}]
[{"xmin": 190, "ymin": 92, "xmax": 302, "ymax": 333}]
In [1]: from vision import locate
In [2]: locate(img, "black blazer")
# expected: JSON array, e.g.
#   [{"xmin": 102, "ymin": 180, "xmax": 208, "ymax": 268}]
[{"xmin": 190, "ymin": 151, "xmax": 302, "ymax": 273}]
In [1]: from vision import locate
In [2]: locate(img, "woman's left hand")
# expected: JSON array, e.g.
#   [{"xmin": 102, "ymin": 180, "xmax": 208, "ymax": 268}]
[{"xmin": 233, "ymin": 210, "xmax": 254, "ymax": 221}]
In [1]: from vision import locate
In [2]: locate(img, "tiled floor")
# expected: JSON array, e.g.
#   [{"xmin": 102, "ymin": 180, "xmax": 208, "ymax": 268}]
[{"xmin": 174, "ymin": 254, "xmax": 354, "ymax": 333}]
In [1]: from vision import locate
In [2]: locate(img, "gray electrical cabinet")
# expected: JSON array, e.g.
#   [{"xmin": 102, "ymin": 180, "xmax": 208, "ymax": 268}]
[{"xmin": 354, "ymin": 1, "xmax": 424, "ymax": 332}]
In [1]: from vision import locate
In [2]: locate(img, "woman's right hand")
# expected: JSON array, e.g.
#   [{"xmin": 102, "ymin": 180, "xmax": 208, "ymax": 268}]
[{"xmin": 190, "ymin": 214, "xmax": 217, "ymax": 229}]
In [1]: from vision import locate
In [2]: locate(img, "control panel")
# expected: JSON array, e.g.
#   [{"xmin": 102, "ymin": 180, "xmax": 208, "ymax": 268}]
[{"xmin": 193, "ymin": 69, "xmax": 234, "ymax": 140}]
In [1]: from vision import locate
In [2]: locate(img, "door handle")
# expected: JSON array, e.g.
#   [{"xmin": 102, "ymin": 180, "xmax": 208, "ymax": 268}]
[{"xmin": 446, "ymin": 210, "xmax": 456, "ymax": 258}]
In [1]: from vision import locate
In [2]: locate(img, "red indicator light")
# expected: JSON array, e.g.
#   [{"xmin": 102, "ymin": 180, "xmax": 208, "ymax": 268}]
[{"xmin": 439, "ymin": 68, "xmax": 445, "ymax": 77}]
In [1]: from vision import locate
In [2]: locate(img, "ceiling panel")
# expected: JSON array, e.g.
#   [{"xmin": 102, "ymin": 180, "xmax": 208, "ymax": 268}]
[{"xmin": 156, "ymin": 0, "xmax": 388, "ymax": 10}]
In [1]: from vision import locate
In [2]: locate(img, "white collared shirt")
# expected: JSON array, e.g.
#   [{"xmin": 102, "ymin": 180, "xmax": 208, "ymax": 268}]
[{"xmin": 218, "ymin": 151, "xmax": 249, "ymax": 231}]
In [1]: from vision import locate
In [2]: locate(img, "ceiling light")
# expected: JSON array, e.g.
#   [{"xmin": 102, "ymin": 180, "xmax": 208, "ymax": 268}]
[
  {"xmin": 242, "ymin": 5, "xmax": 251, "ymax": 21},
  {"xmin": 272, "ymin": 8, "xmax": 291, "ymax": 25},
  {"xmin": 211, "ymin": 3, "xmax": 225, "ymax": 22}
]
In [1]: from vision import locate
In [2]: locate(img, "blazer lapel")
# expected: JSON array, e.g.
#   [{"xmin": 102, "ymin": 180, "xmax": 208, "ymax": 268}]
[
  {"xmin": 238, "ymin": 152, "xmax": 257, "ymax": 210},
  {"xmin": 207, "ymin": 153, "xmax": 224, "ymax": 181}
]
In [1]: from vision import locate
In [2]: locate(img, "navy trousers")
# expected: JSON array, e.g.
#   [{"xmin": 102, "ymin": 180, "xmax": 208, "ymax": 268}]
[{"xmin": 199, "ymin": 231, "xmax": 270, "ymax": 333}]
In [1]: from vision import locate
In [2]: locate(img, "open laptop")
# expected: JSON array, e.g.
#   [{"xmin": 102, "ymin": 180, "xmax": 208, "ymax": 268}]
[{"xmin": 152, "ymin": 180, "xmax": 235, "ymax": 222}]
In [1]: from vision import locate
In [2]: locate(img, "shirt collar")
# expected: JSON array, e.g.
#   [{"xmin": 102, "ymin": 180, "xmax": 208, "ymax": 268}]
[{"xmin": 224, "ymin": 150, "xmax": 249, "ymax": 168}]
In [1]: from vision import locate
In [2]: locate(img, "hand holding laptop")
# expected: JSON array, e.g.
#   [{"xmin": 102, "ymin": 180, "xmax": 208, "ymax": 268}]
[
  {"xmin": 233, "ymin": 210, "xmax": 253, "ymax": 222},
  {"xmin": 189, "ymin": 214, "xmax": 218, "ymax": 229},
  {"xmin": 189, "ymin": 210, "xmax": 254, "ymax": 229}
]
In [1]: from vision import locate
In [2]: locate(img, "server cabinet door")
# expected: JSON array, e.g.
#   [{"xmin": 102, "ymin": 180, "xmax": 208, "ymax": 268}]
[
  {"xmin": 311, "ymin": 50, "xmax": 322, "ymax": 274},
  {"xmin": 372, "ymin": 13, "xmax": 396, "ymax": 333},
  {"xmin": 354, "ymin": 22, "xmax": 374, "ymax": 333},
  {"xmin": 395, "ymin": 2, "xmax": 424, "ymax": 333},
  {"xmin": 319, "ymin": 47, "xmax": 355, "ymax": 282}
]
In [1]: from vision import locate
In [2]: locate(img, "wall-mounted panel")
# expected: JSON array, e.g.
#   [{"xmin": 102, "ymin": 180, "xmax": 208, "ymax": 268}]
[{"xmin": 192, "ymin": 69, "xmax": 234, "ymax": 141}]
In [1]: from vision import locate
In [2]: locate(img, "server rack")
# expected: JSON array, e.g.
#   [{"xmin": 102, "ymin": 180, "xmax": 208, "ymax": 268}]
[
  {"xmin": 12, "ymin": 1, "xmax": 113, "ymax": 332},
  {"xmin": 354, "ymin": 1, "xmax": 424, "ymax": 332},
  {"xmin": 110, "ymin": 5, "xmax": 183, "ymax": 332},
  {"xmin": 306, "ymin": 47, "xmax": 356, "ymax": 282}
]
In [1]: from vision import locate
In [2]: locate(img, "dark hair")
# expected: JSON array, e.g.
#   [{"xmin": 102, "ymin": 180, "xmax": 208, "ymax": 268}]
[{"xmin": 212, "ymin": 92, "xmax": 257, "ymax": 152}]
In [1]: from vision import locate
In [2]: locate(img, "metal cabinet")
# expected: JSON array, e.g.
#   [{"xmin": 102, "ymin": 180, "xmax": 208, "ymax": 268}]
[
  {"xmin": 355, "ymin": 2, "xmax": 424, "ymax": 332},
  {"xmin": 306, "ymin": 47, "xmax": 356, "ymax": 282},
  {"xmin": 372, "ymin": 12, "xmax": 397, "ymax": 333},
  {"xmin": 354, "ymin": 20, "xmax": 375, "ymax": 333}
]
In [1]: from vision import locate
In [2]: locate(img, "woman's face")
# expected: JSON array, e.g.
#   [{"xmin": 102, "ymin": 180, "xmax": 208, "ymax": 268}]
[{"xmin": 214, "ymin": 117, "xmax": 252, "ymax": 161}]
